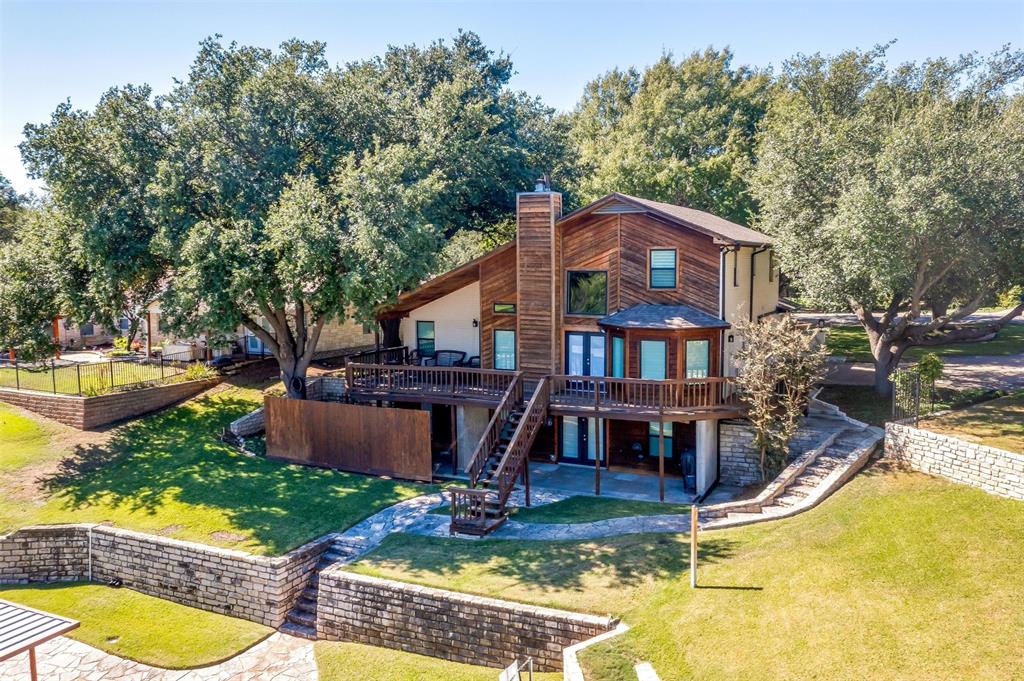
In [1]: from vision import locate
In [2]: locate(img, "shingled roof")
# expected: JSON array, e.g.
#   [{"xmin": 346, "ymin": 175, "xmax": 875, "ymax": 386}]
[
  {"xmin": 599, "ymin": 304, "xmax": 730, "ymax": 330},
  {"xmin": 560, "ymin": 192, "xmax": 772, "ymax": 246}
]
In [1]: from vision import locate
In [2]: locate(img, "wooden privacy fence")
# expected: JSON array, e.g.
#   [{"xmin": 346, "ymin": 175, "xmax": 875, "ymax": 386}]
[{"xmin": 264, "ymin": 396, "xmax": 432, "ymax": 482}]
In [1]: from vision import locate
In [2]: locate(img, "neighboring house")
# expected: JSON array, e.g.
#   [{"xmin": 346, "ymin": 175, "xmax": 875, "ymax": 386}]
[
  {"xmin": 50, "ymin": 316, "xmax": 116, "ymax": 350},
  {"xmin": 364, "ymin": 186, "xmax": 780, "ymax": 532}
]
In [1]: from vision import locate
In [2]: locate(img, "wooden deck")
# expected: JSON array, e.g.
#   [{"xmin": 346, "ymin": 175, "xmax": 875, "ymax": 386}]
[{"xmin": 342, "ymin": 364, "xmax": 742, "ymax": 419}]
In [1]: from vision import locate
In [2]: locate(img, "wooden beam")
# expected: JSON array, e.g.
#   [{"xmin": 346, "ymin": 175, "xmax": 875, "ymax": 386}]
[
  {"xmin": 658, "ymin": 418, "xmax": 665, "ymax": 502},
  {"xmin": 594, "ymin": 422, "xmax": 601, "ymax": 496}
]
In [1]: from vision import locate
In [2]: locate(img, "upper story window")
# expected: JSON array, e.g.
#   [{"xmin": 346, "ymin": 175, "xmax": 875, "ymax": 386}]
[
  {"xmin": 566, "ymin": 270, "xmax": 608, "ymax": 316},
  {"xmin": 649, "ymin": 249, "xmax": 677, "ymax": 289},
  {"xmin": 493, "ymin": 302, "xmax": 516, "ymax": 314}
]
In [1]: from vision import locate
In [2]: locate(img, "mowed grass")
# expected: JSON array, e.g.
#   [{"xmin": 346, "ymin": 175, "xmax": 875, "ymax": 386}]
[
  {"xmin": 817, "ymin": 384, "xmax": 999, "ymax": 428},
  {"xmin": 0, "ymin": 381, "xmax": 430, "ymax": 555},
  {"xmin": 0, "ymin": 583, "xmax": 271, "ymax": 668},
  {"xmin": 430, "ymin": 494, "xmax": 691, "ymax": 524},
  {"xmin": 919, "ymin": 392, "xmax": 1024, "ymax": 452},
  {"xmin": 315, "ymin": 641, "xmax": 560, "ymax": 681},
  {"xmin": 826, "ymin": 323, "xmax": 1024, "ymax": 362},
  {"xmin": 348, "ymin": 466, "xmax": 1024, "ymax": 680}
]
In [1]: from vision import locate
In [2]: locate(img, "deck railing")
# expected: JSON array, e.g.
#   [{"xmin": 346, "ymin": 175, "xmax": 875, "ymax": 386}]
[
  {"xmin": 466, "ymin": 372, "xmax": 525, "ymax": 487},
  {"xmin": 345, "ymin": 363, "xmax": 517, "ymax": 403},
  {"xmin": 549, "ymin": 375, "xmax": 738, "ymax": 413},
  {"xmin": 492, "ymin": 376, "xmax": 549, "ymax": 508},
  {"xmin": 344, "ymin": 345, "xmax": 409, "ymax": 366}
]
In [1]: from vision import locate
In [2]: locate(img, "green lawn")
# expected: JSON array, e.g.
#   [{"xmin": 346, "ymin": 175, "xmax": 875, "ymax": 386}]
[
  {"xmin": 430, "ymin": 494, "xmax": 690, "ymax": 524},
  {"xmin": 0, "ymin": 381, "xmax": 430, "ymax": 555},
  {"xmin": 0, "ymin": 582, "xmax": 271, "ymax": 668},
  {"xmin": 817, "ymin": 385, "xmax": 1000, "ymax": 428},
  {"xmin": 315, "ymin": 641, "xmax": 560, "ymax": 681},
  {"xmin": 347, "ymin": 466, "xmax": 1024, "ymax": 680},
  {"xmin": 919, "ymin": 391, "xmax": 1024, "ymax": 452},
  {"xmin": 0, "ymin": 360, "xmax": 167, "ymax": 395},
  {"xmin": 826, "ymin": 323, "xmax": 1024, "ymax": 362}
]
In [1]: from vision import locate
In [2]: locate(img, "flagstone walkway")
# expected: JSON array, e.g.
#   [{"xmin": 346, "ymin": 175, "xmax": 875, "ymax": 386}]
[{"xmin": 0, "ymin": 632, "xmax": 315, "ymax": 680}]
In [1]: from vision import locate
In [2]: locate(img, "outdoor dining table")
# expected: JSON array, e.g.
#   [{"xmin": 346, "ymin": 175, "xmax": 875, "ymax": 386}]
[{"xmin": 0, "ymin": 599, "xmax": 80, "ymax": 681}]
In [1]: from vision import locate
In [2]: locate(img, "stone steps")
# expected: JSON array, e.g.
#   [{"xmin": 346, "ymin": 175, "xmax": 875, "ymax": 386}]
[{"xmin": 281, "ymin": 536, "xmax": 369, "ymax": 640}]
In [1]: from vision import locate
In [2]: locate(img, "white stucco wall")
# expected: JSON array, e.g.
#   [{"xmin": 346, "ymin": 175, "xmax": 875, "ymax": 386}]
[
  {"xmin": 721, "ymin": 246, "xmax": 780, "ymax": 376},
  {"xmin": 399, "ymin": 282, "xmax": 481, "ymax": 359},
  {"xmin": 696, "ymin": 420, "xmax": 718, "ymax": 496}
]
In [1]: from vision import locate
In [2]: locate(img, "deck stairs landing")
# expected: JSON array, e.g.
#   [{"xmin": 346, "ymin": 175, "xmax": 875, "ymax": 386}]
[{"xmin": 280, "ymin": 537, "xmax": 366, "ymax": 640}]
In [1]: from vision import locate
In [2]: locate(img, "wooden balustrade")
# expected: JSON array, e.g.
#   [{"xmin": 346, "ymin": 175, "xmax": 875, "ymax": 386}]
[
  {"xmin": 345, "ymin": 345, "xmax": 409, "ymax": 366},
  {"xmin": 345, "ymin": 363, "xmax": 516, "ymax": 403},
  {"xmin": 491, "ymin": 377, "xmax": 549, "ymax": 509},
  {"xmin": 548, "ymin": 375, "xmax": 738, "ymax": 414},
  {"xmin": 448, "ymin": 487, "xmax": 494, "ymax": 531},
  {"xmin": 466, "ymin": 372, "xmax": 524, "ymax": 487}
]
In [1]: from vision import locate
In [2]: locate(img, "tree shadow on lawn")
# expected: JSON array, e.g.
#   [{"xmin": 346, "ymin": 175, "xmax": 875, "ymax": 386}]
[
  {"xmin": 363, "ymin": 533, "xmax": 739, "ymax": 595},
  {"xmin": 38, "ymin": 391, "xmax": 423, "ymax": 555}
]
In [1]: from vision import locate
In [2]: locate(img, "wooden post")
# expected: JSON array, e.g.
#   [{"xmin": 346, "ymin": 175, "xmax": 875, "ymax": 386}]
[
  {"xmin": 524, "ymin": 449, "xmax": 531, "ymax": 507},
  {"xmin": 52, "ymin": 317, "xmax": 61, "ymax": 359},
  {"xmin": 594, "ymin": 428, "xmax": 601, "ymax": 496},
  {"xmin": 450, "ymin": 406, "xmax": 458, "ymax": 474},
  {"xmin": 658, "ymin": 417, "xmax": 665, "ymax": 502},
  {"xmin": 146, "ymin": 311, "xmax": 153, "ymax": 357},
  {"xmin": 690, "ymin": 504, "xmax": 698, "ymax": 588},
  {"xmin": 29, "ymin": 647, "xmax": 38, "ymax": 681}
]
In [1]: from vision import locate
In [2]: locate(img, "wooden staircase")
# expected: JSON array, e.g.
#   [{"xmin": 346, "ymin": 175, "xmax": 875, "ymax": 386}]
[{"xmin": 450, "ymin": 377, "xmax": 549, "ymax": 536}]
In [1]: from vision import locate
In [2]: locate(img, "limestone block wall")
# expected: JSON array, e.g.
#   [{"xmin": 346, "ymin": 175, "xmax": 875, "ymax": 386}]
[
  {"xmin": 317, "ymin": 569, "xmax": 615, "ymax": 671},
  {"xmin": 719, "ymin": 421, "xmax": 761, "ymax": 486},
  {"xmin": 0, "ymin": 524, "xmax": 332, "ymax": 628},
  {"xmin": 886, "ymin": 422, "xmax": 1024, "ymax": 501},
  {"xmin": 0, "ymin": 377, "xmax": 220, "ymax": 430}
]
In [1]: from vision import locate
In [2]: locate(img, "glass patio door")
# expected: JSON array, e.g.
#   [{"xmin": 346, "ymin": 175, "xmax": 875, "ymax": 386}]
[
  {"xmin": 563, "ymin": 331, "xmax": 606, "ymax": 465},
  {"xmin": 562, "ymin": 415, "xmax": 604, "ymax": 464}
]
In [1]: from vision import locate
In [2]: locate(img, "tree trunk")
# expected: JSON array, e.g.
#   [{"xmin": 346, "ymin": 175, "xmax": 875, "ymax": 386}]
[
  {"xmin": 380, "ymin": 318, "xmax": 400, "ymax": 347},
  {"xmin": 280, "ymin": 358, "xmax": 309, "ymax": 400}
]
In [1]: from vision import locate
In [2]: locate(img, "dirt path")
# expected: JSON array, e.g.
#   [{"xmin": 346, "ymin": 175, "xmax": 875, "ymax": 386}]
[{"xmin": 826, "ymin": 354, "xmax": 1024, "ymax": 390}]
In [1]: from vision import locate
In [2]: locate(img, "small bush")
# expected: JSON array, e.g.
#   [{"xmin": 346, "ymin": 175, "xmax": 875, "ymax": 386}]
[
  {"xmin": 183, "ymin": 362, "xmax": 218, "ymax": 382},
  {"xmin": 108, "ymin": 349, "xmax": 132, "ymax": 357},
  {"xmin": 113, "ymin": 336, "xmax": 129, "ymax": 351},
  {"xmin": 997, "ymin": 285, "xmax": 1023, "ymax": 310}
]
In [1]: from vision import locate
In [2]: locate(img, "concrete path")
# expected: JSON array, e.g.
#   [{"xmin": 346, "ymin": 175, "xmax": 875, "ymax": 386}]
[
  {"xmin": 796, "ymin": 309, "xmax": 1024, "ymax": 327},
  {"xmin": 826, "ymin": 353, "xmax": 1024, "ymax": 390},
  {"xmin": 0, "ymin": 632, "xmax": 315, "ymax": 680}
]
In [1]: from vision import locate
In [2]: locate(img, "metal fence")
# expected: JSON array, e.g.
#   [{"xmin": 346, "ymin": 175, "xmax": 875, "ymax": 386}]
[
  {"xmin": 0, "ymin": 350, "xmax": 196, "ymax": 396},
  {"xmin": 891, "ymin": 367, "xmax": 922, "ymax": 425}
]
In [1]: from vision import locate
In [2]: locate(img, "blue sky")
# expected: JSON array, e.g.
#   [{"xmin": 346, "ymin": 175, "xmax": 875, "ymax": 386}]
[{"xmin": 2, "ymin": 0, "xmax": 1022, "ymax": 193}]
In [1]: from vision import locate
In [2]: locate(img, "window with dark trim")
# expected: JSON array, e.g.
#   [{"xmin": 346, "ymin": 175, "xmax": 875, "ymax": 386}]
[
  {"xmin": 415, "ymin": 320, "xmax": 435, "ymax": 355},
  {"xmin": 493, "ymin": 302, "xmax": 516, "ymax": 314},
  {"xmin": 566, "ymin": 271, "xmax": 608, "ymax": 316},
  {"xmin": 649, "ymin": 249, "xmax": 677, "ymax": 289}
]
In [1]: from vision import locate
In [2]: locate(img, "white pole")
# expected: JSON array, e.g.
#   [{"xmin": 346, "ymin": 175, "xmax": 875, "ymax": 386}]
[{"xmin": 690, "ymin": 504, "xmax": 698, "ymax": 589}]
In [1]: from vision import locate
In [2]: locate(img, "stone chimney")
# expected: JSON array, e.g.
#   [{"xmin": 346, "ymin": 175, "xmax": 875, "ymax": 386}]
[{"xmin": 516, "ymin": 184, "xmax": 562, "ymax": 384}]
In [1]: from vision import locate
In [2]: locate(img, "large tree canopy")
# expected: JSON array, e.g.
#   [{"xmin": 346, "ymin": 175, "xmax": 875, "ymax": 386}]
[
  {"xmin": 753, "ymin": 47, "xmax": 1024, "ymax": 394},
  {"xmin": 569, "ymin": 48, "xmax": 771, "ymax": 224},
  {"xmin": 20, "ymin": 86, "xmax": 169, "ymax": 346},
  {"xmin": 18, "ymin": 32, "xmax": 564, "ymax": 396}
]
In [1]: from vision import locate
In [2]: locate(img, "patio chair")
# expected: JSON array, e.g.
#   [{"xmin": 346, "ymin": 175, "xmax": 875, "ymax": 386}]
[
  {"xmin": 408, "ymin": 349, "xmax": 435, "ymax": 365},
  {"xmin": 459, "ymin": 355, "xmax": 480, "ymax": 368},
  {"xmin": 432, "ymin": 350, "xmax": 467, "ymax": 367}
]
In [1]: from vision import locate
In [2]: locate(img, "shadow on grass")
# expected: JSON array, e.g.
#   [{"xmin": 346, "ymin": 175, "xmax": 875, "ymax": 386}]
[
  {"xmin": 358, "ymin": 533, "xmax": 739, "ymax": 594},
  {"xmin": 38, "ymin": 388, "xmax": 424, "ymax": 554}
]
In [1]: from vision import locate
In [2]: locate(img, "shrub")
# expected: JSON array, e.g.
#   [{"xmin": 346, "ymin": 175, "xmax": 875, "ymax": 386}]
[
  {"xmin": 113, "ymin": 336, "xmax": 129, "ymax": 351},
  {"xmin": 183, "ymin": 362, "xmax": 218, "ymax": 382},
  {"xmin": 997, "ymin": 285, "xmax": 1023, "ymax": 310}
]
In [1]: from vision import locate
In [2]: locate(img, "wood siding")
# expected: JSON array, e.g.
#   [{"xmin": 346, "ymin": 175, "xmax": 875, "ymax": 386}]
[
  {"xmin": 264, "ymin": 396, "xmax": 432, "ymax": 481},
  {"xmin": 479, "ymin": 246, "xmax": 518, "ymax": 370},
  {"xmin": 618, "ymin": 213, "xmax": 720, "ymax": 314},
  {"xmin": 516, "ymin": 193, "xmax": 561, "ymax": 381}
]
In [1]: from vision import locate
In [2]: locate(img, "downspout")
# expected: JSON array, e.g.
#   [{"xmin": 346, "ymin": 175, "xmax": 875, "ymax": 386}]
[{"xmin": 749, "ymin": 246, "xmax": 770, "ymax": 322}]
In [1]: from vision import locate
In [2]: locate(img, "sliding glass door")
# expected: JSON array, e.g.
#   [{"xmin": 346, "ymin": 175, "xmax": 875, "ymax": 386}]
[{"xmin": 562, "ymin": 331, "xmax": 605, "ymax": 465}]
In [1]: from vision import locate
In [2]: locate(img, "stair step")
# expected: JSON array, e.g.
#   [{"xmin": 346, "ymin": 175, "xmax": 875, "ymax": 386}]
[
  {"xmin": 725, "ymin": 511, "xmax": 764, "ymax": 522},
  {"xmin": 294, "ymin": 596, "xmax": 318, "ymax": 614},
  {"xmin": 280, "ymin": 621, "xmax": 317, "ymax": 640},
  {"xmin": 287, "ymin": 609, "xmax": 317, "ymax": 628},
  {"xmin": 772, "ymin": 494, "xmax": 805, "ymax": 508},
  {"xmin": 302, "ymin": 586, "xmax": 318, "ymax": 601}
]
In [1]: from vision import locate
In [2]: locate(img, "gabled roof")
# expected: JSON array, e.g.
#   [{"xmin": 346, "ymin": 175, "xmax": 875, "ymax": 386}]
[
  {"xmin": 379, "ymin": 241, "xmax": 514, "ymax": 319},
  {"xmin": 559, "ymin": 192, "xmax": 772, "ymax": 247},
  {"xmin": 599, "ymin": 303, "xmax": 729, "ymax": 330}
]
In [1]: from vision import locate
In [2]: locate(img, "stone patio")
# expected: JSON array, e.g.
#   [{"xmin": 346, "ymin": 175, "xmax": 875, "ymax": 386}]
[
  {"xmin": 526, "ymin": 461, "xmax": 743, "ymax": 504},
  {"xmin": 0, "ymin": 632, "xmax": 315, "ymax": 681}
]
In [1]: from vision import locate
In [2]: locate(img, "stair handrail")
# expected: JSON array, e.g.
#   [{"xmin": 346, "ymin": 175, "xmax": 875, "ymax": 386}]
[
  {"xmin": 490, "ymin": 376, "xmax": 550, "ymax": 510},
  {"xmin": 466, "ymin": 371, "xmax": 524, "ymax": 487}
]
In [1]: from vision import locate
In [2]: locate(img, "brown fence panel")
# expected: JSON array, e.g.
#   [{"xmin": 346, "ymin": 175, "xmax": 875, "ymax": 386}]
[{"xmin": 264, "ymin": 396, "xmax": 431, "ymax": 482}]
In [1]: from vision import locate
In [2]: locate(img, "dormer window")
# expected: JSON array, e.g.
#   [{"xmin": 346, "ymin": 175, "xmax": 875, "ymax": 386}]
[{"xmin": 649, "ymin": 249, "xmax": 677, "ymax": 289}]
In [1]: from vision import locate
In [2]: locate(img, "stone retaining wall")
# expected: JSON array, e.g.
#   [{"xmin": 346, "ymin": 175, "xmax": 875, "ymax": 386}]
[
  {"xmin": 886, "ymin": 422, "xmax": 1024, "ymax": 501},
  {"xmin": 317, "ymin": 568, "xmax": 615, "ymax": 671},
  {"xmin": 719, "ymin": 421, "xmax": 762, "ymax": 486},
  {"xmin": 0, "ymin": 377, "xmax": 221, "ymax": 429},
  {"xmin": 0, "ymin": 524, "xmax": 331, "ymax": 628}
]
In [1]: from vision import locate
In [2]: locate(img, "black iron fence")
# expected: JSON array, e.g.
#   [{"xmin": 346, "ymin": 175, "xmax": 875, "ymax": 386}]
[{"xmin": 0, "ymin": 350, "xmax": 196, "ymax": 396}]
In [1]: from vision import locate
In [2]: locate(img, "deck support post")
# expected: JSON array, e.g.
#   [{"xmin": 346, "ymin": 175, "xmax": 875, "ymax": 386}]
[
  {"xmin": 658, "ymin": 416, "xmax": 665, "ymax": 502},
  {"xmin": 524, "ymin": 451, "xmax": 531, "ymax": 507},
  {"xmin": 594, "ymin": 434, "xmax": 601, "ymax": 496},
  {"xmin": 29, "ymin": 647, "xmax": 37, "ymax": 681}
]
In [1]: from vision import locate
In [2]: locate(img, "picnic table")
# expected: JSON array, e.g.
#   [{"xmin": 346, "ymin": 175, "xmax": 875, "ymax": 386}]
[{"xmin": 0, "ymin": 599, "xmax": 80, "ymax": 681}]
